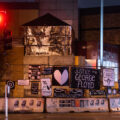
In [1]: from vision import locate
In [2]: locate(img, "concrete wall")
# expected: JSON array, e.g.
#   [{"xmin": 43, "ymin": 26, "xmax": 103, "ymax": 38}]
[{"xmin": 38, "ymin": 0, "xmax": 78, "ymax": 39}]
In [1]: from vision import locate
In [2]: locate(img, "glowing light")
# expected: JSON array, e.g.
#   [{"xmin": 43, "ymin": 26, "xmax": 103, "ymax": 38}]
[{"xmin": 0, "ymin": 11, "xmax": 6, "ymax": 27}]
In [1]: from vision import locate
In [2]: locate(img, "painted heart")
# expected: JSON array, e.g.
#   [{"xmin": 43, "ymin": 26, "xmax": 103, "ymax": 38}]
[{"xmin": 54, "ymin": 69, "xmax": 68, "ymax": 85}]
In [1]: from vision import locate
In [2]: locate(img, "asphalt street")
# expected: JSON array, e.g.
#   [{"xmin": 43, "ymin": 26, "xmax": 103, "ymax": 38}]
[{"xmin": 1, "ymin": 112, "xmax": 120, "ymax": 120}]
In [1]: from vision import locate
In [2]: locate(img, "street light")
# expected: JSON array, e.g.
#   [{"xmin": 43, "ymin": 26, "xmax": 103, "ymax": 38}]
[{"xmin": 0, "ymin": 11, "xmax": 6, "ymax": 28}]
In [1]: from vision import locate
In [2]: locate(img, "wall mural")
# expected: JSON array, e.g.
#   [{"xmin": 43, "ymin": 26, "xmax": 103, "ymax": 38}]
[
  {"xmin": 52, "ymin": 67, "xmax": 69, "ymax": 86},
  {"xmin": 24, "ymin": 26, "xmax": 72, "ymax": 56},
  {"xmin": 71, "ymin": 67, "xmax": 100, "ymax": 89}
]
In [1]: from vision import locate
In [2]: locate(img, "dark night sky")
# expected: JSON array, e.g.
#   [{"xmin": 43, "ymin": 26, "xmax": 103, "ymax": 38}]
[{"xmin": 0, "ymin": 0, "xmax": 120, "ymax": 8}]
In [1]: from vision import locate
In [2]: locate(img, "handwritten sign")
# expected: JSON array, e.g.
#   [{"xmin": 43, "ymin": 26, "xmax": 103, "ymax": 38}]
[
  {"xmin": 18, "ymin": 80, "xmax": 29, "ymax": 86},
  {"xmin": 42, "ymin": 67, "xmax": 52, "ymax": 75},
  {"xmin": 90, "ymin": 90, "xmax": 106, "ymax": 96},
  {"xmin": 31, "ymin": 82, "xmax": 39, "ymax": 94},
  {"xmin": 54, "ymin": 88, "xmax": 84, "ymax": 98},
  {"xmin": 41, "ymin": 78, "xmax": 52, "ymax": 96},
  {"xmin": 103, "ymin": 69, "xmax": 115, "ymax": 87},
  {"xmin": 71, "ymin": 67, "xmax": 100, "ymax": 89}
]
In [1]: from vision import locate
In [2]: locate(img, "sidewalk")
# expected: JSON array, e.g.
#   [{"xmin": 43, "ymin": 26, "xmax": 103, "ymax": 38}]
[{"xmin": 1, "ymin": 112, "xmax": 120, "ymax": 120}]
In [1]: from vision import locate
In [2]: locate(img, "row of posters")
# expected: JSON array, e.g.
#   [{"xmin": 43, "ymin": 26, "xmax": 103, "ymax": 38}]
[
  {"xmin": 28, "ymin": 66, "xmax": 100, "ymax": 89},
  {"xmin": 30, "ymin": 79, "xmax": 52, "ymax": 96}
]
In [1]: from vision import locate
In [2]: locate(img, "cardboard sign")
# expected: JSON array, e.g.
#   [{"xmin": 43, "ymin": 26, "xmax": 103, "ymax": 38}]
[
  {"xmin": 41, "ymin": 78, "xmax": 52, "ymax": 96},
  {"xmin": 18, "ymin": 80, "xmax": 29, "ymax": 86},
  {"xmin": 103, "ymin": 69, "xmax": 115, "ymax": 87},
  {"xmin": 46, "ymin": 98, "xmax": 108, "ymax": 113},
  {"xmin": 71, "ymin": 67, "xmax": 100, "ymax": 89},
  {"xmin": 52, "ymin": 67, "xmax": 69, "ymax": 86}
]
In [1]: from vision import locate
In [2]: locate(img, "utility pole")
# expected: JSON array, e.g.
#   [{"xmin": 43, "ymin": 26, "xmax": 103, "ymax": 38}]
[{"xmin": 100, "ymin": 0, "xmax": 104, "ymax": 67}]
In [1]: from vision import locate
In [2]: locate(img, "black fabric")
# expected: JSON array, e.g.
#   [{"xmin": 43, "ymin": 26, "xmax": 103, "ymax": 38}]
[{"xmin": 23, "ymin": 13, "xmax": 69, "ymax": 26}]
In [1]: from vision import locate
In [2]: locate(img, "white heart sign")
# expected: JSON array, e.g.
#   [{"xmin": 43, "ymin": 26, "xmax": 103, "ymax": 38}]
[{"xmin": 54, "ymin": 69, "xmax": 68, "ymax": 85}]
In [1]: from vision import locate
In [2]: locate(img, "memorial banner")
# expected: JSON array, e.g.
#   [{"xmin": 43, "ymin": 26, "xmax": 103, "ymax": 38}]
[{"xmin": 71, "ymin": 67, "xmax": 100, "ymax": 89}]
